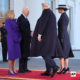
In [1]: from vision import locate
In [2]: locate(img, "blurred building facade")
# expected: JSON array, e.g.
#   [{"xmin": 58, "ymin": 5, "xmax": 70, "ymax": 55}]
[{"xmin": 0, "ymin": 0, "xmax": 80, "ymax": 59}]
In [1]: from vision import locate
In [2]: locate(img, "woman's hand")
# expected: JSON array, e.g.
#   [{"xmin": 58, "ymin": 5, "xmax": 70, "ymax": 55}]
[{"xmin": 38, "ymin": 35, "xmax": 42, "ymax": 42}]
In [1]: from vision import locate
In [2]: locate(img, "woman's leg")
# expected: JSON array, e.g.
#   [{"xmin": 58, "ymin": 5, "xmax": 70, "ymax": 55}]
[
  {"xmin": 59, "ymin": 58, "xmax": 64, "ymax": 71},
  {"xmin": 64, "ymin": 58, "xmax": 68, "ymax": 69},
  {"xmin": 8, "ymin": 60, "xmax": 14, "ymax": 73},
  {"xmin": 12, "ymin": 59, "xmax": 16, "ymax": 73}
]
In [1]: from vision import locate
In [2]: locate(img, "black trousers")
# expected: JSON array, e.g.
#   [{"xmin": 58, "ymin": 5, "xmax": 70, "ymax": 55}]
[
  {"xmin": 1, "ymin": 42, "xmax": 7, "ymax": 60},
  {"xmin": 19, "ymin": 57, "xmax": 28, "ymax": 70},
  {"xmin": 43, "ymin": 57, "xmax": 56, "ymax": 72}
]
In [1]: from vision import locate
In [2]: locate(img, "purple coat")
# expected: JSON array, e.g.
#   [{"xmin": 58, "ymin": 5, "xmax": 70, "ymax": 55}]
[
  {"xmin": 30, "ymin": 9, "xmax": 64, "ymax": 58},
  {"xmin": 5, "ymin": 19, "xmax": 21, "ymax": 60}
]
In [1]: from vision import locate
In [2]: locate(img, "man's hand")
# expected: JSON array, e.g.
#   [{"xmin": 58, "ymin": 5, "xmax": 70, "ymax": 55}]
[
  {"xmin": 38, "ymin": 35, "xmax": 42, "ymax": 42},
  {"xmin": 30, "ymin": 31, "xmax": 34, "ymax": 36}
]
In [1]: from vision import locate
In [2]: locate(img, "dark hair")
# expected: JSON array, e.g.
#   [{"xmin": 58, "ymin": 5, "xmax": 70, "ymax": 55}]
[
  {"xmin": 64, "ymin": 9, "xmax": 67, "ymax": 11},
  {"xmin": 58, "ymin": 9, "xmax": 67, "ymax": 11}
]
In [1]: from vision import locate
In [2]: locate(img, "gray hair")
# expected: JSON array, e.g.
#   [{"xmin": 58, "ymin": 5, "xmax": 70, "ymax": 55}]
[
  {"xmin": 42, "ymin": 2, "xmax": 51, "ymax": 9},
  {"xmin": 22, "ymin": 7, "xmax": 29, "ymax": 12}
]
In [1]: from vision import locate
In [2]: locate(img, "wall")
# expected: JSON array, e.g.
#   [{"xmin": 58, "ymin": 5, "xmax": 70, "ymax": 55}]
[
  {"xmin": 73, "ymin": 0, "xmax": 80, "ymax": 50},
  {"xmin": 26, "ymin": 0, "xmax": 45, "ymax": 30},
  {"xmin": 10, "ymin": 0, "xmax": 26, "ymax": 18},
  {"xmin": 0, "ymin": 0, "xmax": 80, "ymax": 59},
  {"xmin": 10, "ymin": 0, "xmax": 80, "ymax": 50},
  {"xmin": 10, "ymin": 0, "xmax": 45, "ymax": 31}
]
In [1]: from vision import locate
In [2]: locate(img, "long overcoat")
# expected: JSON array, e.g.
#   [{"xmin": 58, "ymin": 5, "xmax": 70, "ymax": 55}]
[
  {"xmin": 58, "ymin": 12, "xmax": 74, "ymax": 58},
  {"xmin": 5, "ymin": 19, "xmax": 21, "ymax": 60},
  {"xmin": 30, "ymin": 9, "xmax": 64, "ymax": 58},
  {"xmin": 17, "ymin": 14, "xmax": 31, "ymax": 58}
]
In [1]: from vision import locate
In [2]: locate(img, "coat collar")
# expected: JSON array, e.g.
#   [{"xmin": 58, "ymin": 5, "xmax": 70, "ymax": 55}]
[
  {"xmin": 22, "ymin": 14, "xmax": 27, "ymax": 18},
  {"xmin": 61, "ymin": 12, "xmax": 66, "ymax": 16},
  {"xmin": 21, "ymin": 14, "xmax": 26, "ymax": 19},
  {"xmin": 62, "ymin": 12, "xmax": 66, "ymax": 14}
]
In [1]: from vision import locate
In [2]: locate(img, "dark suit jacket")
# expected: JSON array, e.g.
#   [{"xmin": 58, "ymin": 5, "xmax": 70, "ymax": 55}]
[
  {"xmin": 0, "ymin": 27, "xmax": 7, "ymax": 42},
  {"xmin": 58, "ymin": 12, "xmax": 74, "ymax": 58},
  {"xmin": 17, "ymin": 14, "xmax": 31, "ymax": 58}
]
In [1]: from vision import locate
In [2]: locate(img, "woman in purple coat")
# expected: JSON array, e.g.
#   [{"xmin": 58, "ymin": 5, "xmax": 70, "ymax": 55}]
[{"xmin": 5, "ymin": 10, "xmax": 21, "ymax": 75}]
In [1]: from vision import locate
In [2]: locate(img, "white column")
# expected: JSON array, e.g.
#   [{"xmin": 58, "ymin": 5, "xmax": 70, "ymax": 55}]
[
  {"xmin": 58, "ymin": 0, "xmax": 66, "ymax": 4},
  {"xmin": 10, "ymin": 0, "xmax": 14, "ymax": 10},
  {"xmin": 73, "ymin": 0, "xmax": 80, "ymax": 50},
  {"xmin": 25, "ymin": 0, "xmax": 45, "ymax": 31}
]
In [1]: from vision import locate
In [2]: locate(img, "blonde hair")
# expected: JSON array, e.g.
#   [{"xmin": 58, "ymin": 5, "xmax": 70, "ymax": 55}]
[
  {"xmin": 4, "ymin": 10, "xmax": 14, "ymax": 22},
  {"xmin": 42, "ymin": 2, "xmax": 51, "ymax": 9}
]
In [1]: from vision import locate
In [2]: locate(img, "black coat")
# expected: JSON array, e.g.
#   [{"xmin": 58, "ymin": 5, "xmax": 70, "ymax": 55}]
[
  {"xmin": 58, "ymin": 12, "xmax": 74, "ymax": 58},
  {"xmin": 0, "ymin": 27, "xmax": 7, "ymax": 42},
  {"xmin": 30, "ymin": 9, "xmax": 64, "ymax": 58},
  {"xmin": 17, "ymin": 14, "xmax": 31, "ymax": 58}
]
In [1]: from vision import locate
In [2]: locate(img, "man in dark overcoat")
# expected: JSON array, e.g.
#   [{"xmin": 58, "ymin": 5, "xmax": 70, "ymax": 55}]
[
  {"xmin": 17, "ymin": 7, "xmax": 33, "ymax": 73},
  {"xmin": 30, "ymin": 2, "xmax": 64, "ymax": 77}
]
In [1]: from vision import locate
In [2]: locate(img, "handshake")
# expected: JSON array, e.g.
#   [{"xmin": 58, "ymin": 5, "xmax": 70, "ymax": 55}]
[{"xmin": 30, "ymin": 31, "xmax": 34, "ymax": 36}]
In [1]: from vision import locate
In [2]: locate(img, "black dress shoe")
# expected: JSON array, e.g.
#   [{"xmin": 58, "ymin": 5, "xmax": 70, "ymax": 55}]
[
  {"xmin": 25, "ymin": 69, "xmax": 31, "ymax": 72},
  {"xmin": 62, "ymin": 67, "xmax": 70, "ymax": 74},
  {"xmin": 18, "ymin": 70, "xmax": 26, "ymax": 73},
  {"xmin": 57, "ymin": 68, "xmax": 66, "ymax": 74},
  {"xmin": 3, "ymin": 59, "xmax": 8, "ymax": 62},
  {"xmin": 51, "ymin": 66, "xmax": 59, "ymax": 78},
  {"xmin": 41, "ymin": 71, "xmax": 51, "ymax": 76}
]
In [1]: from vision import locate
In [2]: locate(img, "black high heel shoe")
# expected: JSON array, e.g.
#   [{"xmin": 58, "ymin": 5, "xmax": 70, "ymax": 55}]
[
  {"xmin": 57, "ymin": 68, "xmax": 66, "ymax": 74},
  {"xmin": 62, "ymin": 67, "xmax": 70, "ymax": 74}
]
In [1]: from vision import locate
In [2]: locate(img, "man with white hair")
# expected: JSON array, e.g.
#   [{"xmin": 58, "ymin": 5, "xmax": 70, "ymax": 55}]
[
  {"xmin": 17, "ymin": 7, "xmax": 33, "ymax": 73},
  {"xmin": 30, "ymin": 2, "xmax": 64, "ymax": 78}
]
